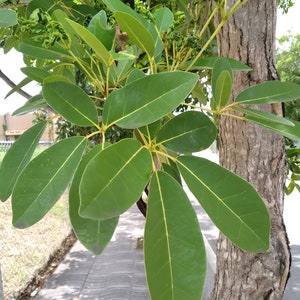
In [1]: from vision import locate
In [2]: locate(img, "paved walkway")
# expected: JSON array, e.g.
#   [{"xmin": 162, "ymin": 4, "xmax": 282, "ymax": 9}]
[
  {"xmin": 35, "ymin": 149, "xmax": 300, "ymax": 300},
  {"xmin": 36, "ymin": 200, "xmax": 217, "ymax": 300}
]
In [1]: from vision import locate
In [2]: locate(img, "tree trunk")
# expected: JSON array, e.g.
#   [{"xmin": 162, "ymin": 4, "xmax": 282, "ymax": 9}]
[{"xmin": 210, "ymin": 1, "xmax": 291, "ymax": 299}]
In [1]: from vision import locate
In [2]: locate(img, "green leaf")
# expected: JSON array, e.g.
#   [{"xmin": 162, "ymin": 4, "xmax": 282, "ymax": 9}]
[
  {"xmin": 245, "ymin": 116, "xmax": 300, "ymax": 141},
  {"xmin": 5, "ymin": 77, "xmax": 32, "ymax": 99},
  {"xmin": 21, "ymin": 67, "xmax": 51, "ymax": 83},
  {"xmin": 12, "ymin": 94, "xmax": 47, "ymax": 116},
  {"xmin": 66, "ymin": 19, "xmax": 113, "ymax": 67},
  {"xmin": 156, "ymin": 111, "xmax": 217, "ymax": 153},
  {"xmin": 162, "ymin": 161, "xmax": 182, "ymax": 185},
  {"xmin": 177, "ymin": 156, "xmax": 270, "ymax": 252},
  {"xmin": 186, "ymin": 57, "xmax": 252, "ymax": 71},
  {"xmin": 154, "ymin": 7, "xmax": 174, "ymax": 33},
  {"xmin": 114, "ymin": 12, "xmax": 155, "ymax": 57},
  {"xmin": 12, "ymin": 136, "xmax": 87, "ymax": 228},
  {"xmin": 79, "ymin": 139, "xmax": 152, "ymax": 220},
  {"xmin": 43, "ymin": 80, "xmax": 98, "ymax": 127},
  {"xmin": 19, "ymin": 39, "xmax": 72, "ymax": 60},
  {"xmin": 88, "ymin": 10, "xmax": 116, "ymax": 50},
  {"xmin": 234, "ymin": 106, "xmax": 295, "ymax": 126},
  {"xmin": 212, "ymin": 58, "xmax": 233, "ymax": 108},
  {"xmin": 145, "ymin": 171, "xmax": 206, "ymax": 300},
  {"xmin": 125, "ymin": 68, "xmax": 145, "ymax": 85},
  {"xmin": 235, "ymin": 81, "xmax": 300, "ymax": 104},
  {"xmin": 0, "ymin": 121, "xmax": 47, "ymax": 201},
  {"xmin": 103, "ymin": 71, "xmax": 198, "ymax": 129},
  {"xmin": 0, "ymin": 9, "xmax": 17, "ymax": 27},
  {"xmin": 69, "ymin": 144, "xmax": 119, "ymax": 255}
]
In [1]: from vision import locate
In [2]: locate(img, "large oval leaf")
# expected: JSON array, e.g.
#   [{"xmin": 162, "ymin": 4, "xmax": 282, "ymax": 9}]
[
  {"xmin": 177, "ymin": 156, "xmax": 270, "ymax": 252},
  {"xmin": 69, "ymin": 144, "xmax": 118, "ymax": 255},
  {"xmin": 43, "ymin": 80, "xmax": 98, "ymax": 127},
  {"xmin": 0, "ymin": 9, "xmax": 17, "ymax": 27},
  {"xmin": 156, "ymin": 111, "xmax": 217, "ymax": 153},
  {"xmin": 145, "ymin": 171, "xmax": 206, "ymax": 300},
  {"xmin": 0, "ymin": 121, "xmax": 47, "ymax": 201},
  {"xmin": 235, "ymin": 81, "xmax": 300, "ymax": 104},
  {"xmin": 103, "ymin": 71, "xmax": 199, "ymax": 129},
  {"xmin": 79, "ymin": 139, "xmax": 152, "ymax": 219},
  {"xmin": 12, "ymin": 136, "xmax": 87, "ymax": 228}
]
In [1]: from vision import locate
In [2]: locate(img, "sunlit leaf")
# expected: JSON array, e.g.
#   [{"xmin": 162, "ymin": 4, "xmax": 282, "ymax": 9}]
[
  {"xmin": 235, "ymin": 81, "xmax": 300, "ymax": 104},
  {"xmin": 103, "ymin": 71, "xmax": 198, "ymax": 129},
  {"xmin": 12, "ymin": 137, "xmax": 87, "ymax": 228},
  {"xmin": 145, "ymin": 171, "xmax": 206, "ymax": 300},
  {"xmin": 157, "ymin": 111, "xmax": 217, "ymax": 153},
  {"xmin": 79, "ymin": 139, "xmax": 152, "ymax": 220},
  {"xmin": 177, "ymin": 156, "xmax": 270, "ymax": 252},
  {"xmin": 0, "ymin": 9, "xmax": 17, "ymax": 27},
  {"xmin": 43, "ymin": 80, "xmax": 98, "ymax": 127},
  {"xmin": 114, "ymin": 12, "xmax": 155, "ymax": 57},
  {"xmin": 154, "ymin": 7, "xmax": 174, "ymax": 33},
  {"xmin": 0, "ymin": 121, "xmax": 47, "ymax": 201},
  {"xmin": 69, "ymin": 144, "xmax": 118, "ymax": 255},
  {"xmin": 66, "ymin": 19, "xmax": 113, "ymax": 66}
]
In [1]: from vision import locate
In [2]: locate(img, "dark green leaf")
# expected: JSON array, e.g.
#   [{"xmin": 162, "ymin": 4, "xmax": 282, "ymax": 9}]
[
  {"xmin": 13, "ymin": 94, "xmax": 47, "ymax": 116},
  {"xmin": 156, "ymin": 111, "xmax": 217, "ymax": 153},
  {"xmin": 21, "ymin": 67, "xmax": 51, "ymax": 83},
  {"xmin": 103, "ymin": 71, "xmax": 198, "ymax": 129},
  {"xmin": 245, "ymin": 116, "xmax": 300, "ymax": 141},
  {"xmin": 12, "ymin": 136, "xmax": 87, "ymax": 228},
  {"xmin": 212, "ymin": 58, "xmax": 233, "ymax": 108},
  {"xmin": 69, "ymin": 144, "xmax": 118, "ymax": 255},
  {"xmin": 177, "ymin": 156, "xmax": 270, "ymax": 252},
  {"xmin": 0, "ymin": 121, "xmax": 47, "ymax": 201},
  {"xmin": 79, "ymin": 139, "xmax": 152, "ymax": 220},
  {"xmin": 234, "ymin": 106, "xmax": 295, "ymax": 126},
  {"xmin": 186, "ymin": 57, "xmax": 252, "ymax": 71},
  {"xmin": 235, "ymin": 81, "xmax": 300, "ymax": 104},
  {"xmin": 145, "ymin": 171, "xmax": 206, "ymax": 300},
  {"xmin": 43, "ymin": 80, "xmax": 98, "ymax": 127}
]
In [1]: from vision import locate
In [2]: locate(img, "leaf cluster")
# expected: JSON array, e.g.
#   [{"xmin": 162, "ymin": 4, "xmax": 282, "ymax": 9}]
[{"xmin": 1, "ymin": 1, "xmax": 300, "ymax": 299}]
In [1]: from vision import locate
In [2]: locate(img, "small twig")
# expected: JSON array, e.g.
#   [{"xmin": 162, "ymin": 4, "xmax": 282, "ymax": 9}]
[{"xmin": 0, "ymin": 69, "xmax": 32, "ymax": 100}]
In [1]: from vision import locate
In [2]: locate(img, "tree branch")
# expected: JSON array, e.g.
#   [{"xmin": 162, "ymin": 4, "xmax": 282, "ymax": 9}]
[{"xmin": 0, "ymin": 69, "xmax": 32, "ymax": 100}]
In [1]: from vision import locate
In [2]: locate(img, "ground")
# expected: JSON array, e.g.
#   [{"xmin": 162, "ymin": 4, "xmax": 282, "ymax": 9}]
[{"xmin": 0, "ymin": 193, "xmax": 75, "ymax": 300}]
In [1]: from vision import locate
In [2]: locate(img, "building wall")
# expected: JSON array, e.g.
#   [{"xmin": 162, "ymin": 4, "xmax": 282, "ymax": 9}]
[{"xmin": 0, "ymin": 113, "xmax": 55, "ymax": 142}]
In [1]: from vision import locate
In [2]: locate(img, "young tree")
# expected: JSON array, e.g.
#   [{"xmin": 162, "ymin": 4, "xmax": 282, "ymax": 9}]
[
  {"xmin": 1, "ymin": 1, "xmax": 300, "ymax": 299},
  {"xmin": 211, "ymin": 0, "xmax": 291, "ymax": 299}
]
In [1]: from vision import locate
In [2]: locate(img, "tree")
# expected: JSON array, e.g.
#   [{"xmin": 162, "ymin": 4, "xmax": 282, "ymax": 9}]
[
  {"xmin": 1, "ymin": 1, "xmax": 300, "ymax": 299},
  {"xmin": 210, "ymin": 0, "xmax": 291, "ymax": 299}
]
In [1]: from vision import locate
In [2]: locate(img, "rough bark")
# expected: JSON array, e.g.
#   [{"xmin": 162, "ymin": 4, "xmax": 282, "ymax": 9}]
[{"xmin": 210, "ymin": 1, "xmax": 291, "ymax": 299}]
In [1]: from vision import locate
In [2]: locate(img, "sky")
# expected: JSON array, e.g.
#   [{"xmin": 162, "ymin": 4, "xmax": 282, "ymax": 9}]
[{"xmin": 0, "ymin": 3, "xmax": 299, "ymax": 115}]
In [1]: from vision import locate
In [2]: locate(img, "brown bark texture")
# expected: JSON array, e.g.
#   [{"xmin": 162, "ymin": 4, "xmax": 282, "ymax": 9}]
[{"xmin": 209, "ymin": 1, "xmax": 291, "ymax": 299}]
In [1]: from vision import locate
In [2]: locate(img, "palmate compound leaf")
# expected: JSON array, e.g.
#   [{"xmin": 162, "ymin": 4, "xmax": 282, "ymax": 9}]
[
  {"xmin": 0, "ymin": 121, "xmax": 47, "ymax": 201},
  {"xmin": 177, "ymin": 156, "xmax": 270, "ymax": 252},
  {"xmin": 42, "ymin": 80, "xmax": 98, "ymax": 127},
  {"xmin": 156, "ymin": 111, "xmax": 217, "ymax": 153},
  {"xmin": 102, "ymin": 71, "xmax": 199, "ymax": 129},
  {"xmin": 69, "ymin": 144, "xmax": 118, "ymax": 255},
  {"xmin": 144, "ymin": 171, "xmax": 206, "ymax": 300},
  {"xmin": 79, "ymin": 139, "xmax": 152, "ymax": 220},
  {"xmin": 12, "ymin": 136, "xmax": 87, "ymax": 228}
]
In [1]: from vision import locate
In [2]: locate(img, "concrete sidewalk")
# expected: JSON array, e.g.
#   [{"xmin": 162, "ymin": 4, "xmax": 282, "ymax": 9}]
[{"xmin": 35, "ymin": 201, "xmax": 217, "ymax": 300}]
